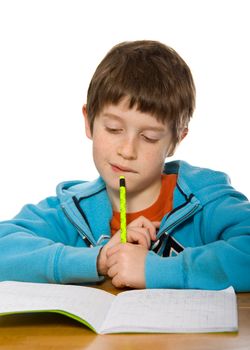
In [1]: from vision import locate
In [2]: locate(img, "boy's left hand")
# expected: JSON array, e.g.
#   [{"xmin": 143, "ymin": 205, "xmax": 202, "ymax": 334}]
[{"xmin": 106, "ymin": 243, "xmax": 148, "ymax": 288}]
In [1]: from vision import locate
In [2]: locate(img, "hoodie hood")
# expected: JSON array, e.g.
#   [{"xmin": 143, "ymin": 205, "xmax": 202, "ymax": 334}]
[
  {"xmin": 55, "ymin": 160, "xmax": 246, "ymax": 245},
  {"xmin": 57, "ymin": 160, "xmax": 235, "ymax": 206},
  {"xmin": 164, "ymin": 161, "xmax": 244, "ymax": 206}
]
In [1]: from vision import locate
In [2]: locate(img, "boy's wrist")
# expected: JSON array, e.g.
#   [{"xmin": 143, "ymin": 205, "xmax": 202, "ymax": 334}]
[
  {"xmin": 96, "ymin": 235, "xmax": 118, "ymax": 276},
  {"xmin": 97, "ymin": 246, "xmax": 107, "ymax": 276}
]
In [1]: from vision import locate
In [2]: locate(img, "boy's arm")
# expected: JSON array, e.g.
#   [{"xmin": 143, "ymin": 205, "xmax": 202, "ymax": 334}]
[
  {"xmin": 0, "ymin": 197, "xmax": 103, "ymax": 283},
  {"xmin": 106, "ymin": 194, "xmax": 250, "ymax": 291},
  {"xmin": 145, "ymin": 194, "xmax": 250, "ymax": 292}
]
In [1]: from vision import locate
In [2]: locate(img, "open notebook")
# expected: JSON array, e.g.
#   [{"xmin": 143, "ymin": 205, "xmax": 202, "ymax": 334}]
[{"xmin": 0, "ymin": 281, "xmax": 238, "ymax": 334}]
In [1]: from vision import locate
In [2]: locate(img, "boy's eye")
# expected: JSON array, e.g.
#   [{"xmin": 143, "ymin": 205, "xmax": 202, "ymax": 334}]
[
  {"xmin": 141, "ymin": 134, "xmax": 159, "ymax": 143},
  {"xmin": 105, "ymin": 127, "xmax": 122, "ymax": 133}
]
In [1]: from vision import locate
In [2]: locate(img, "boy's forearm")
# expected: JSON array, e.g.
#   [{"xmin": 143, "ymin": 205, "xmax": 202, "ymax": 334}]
[
  {"xmin": 0, "ymin": 236, "xmax": 104, "ymax": 284},
  {"xmin": 145, "ymin": 239, "xmax": 250, "ymax": 292}
]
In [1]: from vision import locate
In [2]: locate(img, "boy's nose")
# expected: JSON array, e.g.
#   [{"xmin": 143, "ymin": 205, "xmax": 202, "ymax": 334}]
[{"xmin": 117, "ymin": 138, "xmax": 137, "ymax": 160}]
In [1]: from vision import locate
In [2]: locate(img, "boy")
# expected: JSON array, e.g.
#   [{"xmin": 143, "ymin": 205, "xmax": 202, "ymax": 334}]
[{"xmin": 0, "ymin": 40, "xmax": 249, "ymax": 291}]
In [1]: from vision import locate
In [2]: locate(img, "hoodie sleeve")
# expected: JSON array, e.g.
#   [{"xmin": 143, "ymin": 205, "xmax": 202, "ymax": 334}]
[
  {"xmin": 145, "ymin": 192, "xmax": 250, "ymax": 292},
  {"xmin": 0, "ymin": 197, "xmax": 103, "ymax": 284}
]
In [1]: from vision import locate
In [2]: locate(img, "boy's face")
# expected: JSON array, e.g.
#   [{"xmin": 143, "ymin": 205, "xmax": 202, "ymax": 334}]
[{"xmin": 83, "ymin": 98, "xmax": 181, "ymax": 205}]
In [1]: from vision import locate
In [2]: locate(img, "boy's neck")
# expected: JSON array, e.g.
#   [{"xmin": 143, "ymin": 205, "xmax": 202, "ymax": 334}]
[{"xmin": 107, "ymin": 178, "xmax": 162, "ymax": 213}]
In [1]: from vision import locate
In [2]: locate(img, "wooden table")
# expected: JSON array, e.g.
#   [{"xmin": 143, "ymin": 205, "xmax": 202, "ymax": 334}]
[{"xmin": 0, "ymin": 279, "xmax": 249, "ymax": 350}]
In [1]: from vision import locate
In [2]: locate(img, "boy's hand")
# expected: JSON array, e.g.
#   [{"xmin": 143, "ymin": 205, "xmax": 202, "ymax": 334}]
[
  {"xmin": 97, "ymin": 216, "xmax": 160, "ymax": 276},
  {"xmin": 106, "ymin": 243, "xmax": 147, "ymax": 289},
  {"xmin": 126, "ymin": 216, "xmax": 160, "ymax": 243}
]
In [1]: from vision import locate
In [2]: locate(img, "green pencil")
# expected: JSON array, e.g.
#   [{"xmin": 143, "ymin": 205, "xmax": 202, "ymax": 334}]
[{"xmin": 119, "ymin": 176, "xmax": 127, "ymax": 243}]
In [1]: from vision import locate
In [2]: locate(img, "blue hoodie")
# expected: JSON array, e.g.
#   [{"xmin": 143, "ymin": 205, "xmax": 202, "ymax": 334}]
[{"xmin": 0, "ymin": 161, "xmax": 249, "ymax": 291}]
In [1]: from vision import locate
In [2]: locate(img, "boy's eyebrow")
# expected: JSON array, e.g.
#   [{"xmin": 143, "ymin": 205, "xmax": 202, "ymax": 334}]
[
  {"xmin": 102, "ymin": 112, "xmax": 166, "ymax": 132},
  {"xmin": 102, "ymin": 112, "xmax": 127, "ymax": 121}
]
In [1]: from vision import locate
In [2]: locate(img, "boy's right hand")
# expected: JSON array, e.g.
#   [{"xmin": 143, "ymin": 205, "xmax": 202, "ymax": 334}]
[{"xmin": 97, "ymin": 216, "xmax": 160, "ymax": 276}]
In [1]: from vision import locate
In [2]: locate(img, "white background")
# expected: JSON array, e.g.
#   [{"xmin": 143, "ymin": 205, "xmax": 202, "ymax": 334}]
[{"xmin": 0, "ymin": 0, "xmax": 249, "ymax": 220}]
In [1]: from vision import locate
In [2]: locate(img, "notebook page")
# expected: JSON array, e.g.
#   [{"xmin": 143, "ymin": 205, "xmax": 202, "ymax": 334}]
[
  {"xmin": 101, "ymin": 287, "xmax": 237, "ymax": 334},
  {"xmin": 0, "ymin": 281, "xmax": 115, "ymax": 333}
]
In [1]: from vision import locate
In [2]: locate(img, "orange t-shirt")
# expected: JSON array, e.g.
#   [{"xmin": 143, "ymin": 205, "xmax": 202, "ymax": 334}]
[{"xmin": 110, "ymin": 174, "xmax": 177, "ymax": 236}]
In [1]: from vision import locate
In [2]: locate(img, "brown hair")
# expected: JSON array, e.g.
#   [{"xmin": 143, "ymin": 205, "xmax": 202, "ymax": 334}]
[{"xmin": 86, "ymin": 40, "xmax": 196, "ymax": 144}]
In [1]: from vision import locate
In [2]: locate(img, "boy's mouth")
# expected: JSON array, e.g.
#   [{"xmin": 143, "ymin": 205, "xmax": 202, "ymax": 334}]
[{"xmin": 110, "ymin": 163, "xmax": 137, "ymax": 173}]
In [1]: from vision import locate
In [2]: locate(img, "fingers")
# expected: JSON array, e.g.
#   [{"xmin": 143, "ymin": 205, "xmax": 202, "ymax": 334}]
[
  {"xmin": 128, "ymin": 216, "xmax": 160, "ymax": 241},
  {"xmin": 111, "ymin": 216, "xmax": 161, "ymax": 249},
  {"xmin": 111, "ymin": 274, "xmax": 125, "ymax": 289},
  {"xmin": 117, "ymin": 227, "xmax": 152, "ymax": 248},
  {"xmin": 106, "ymin": 245, "xmax": 126, "ymax": 288},
  {"xmin": 107, "ymin": 261, "xmax": 118, "ymax": 279},
  {"xmin": 106, "ymin": 260, "xmax": 125, "ymax": 288},
  {"xmin": 106, "ymin": 243, "xmax": 121, "ymax": 258},
  {"xmin": 106, "ymin": 243, "xmax": 147, "ymax": 289},
  {"xmin": 152, "ymin": 221, "xmax": 161, "ymax": 229}
]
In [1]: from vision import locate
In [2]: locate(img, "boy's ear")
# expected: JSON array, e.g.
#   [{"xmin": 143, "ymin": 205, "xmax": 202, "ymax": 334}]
[
  {"xmin": 167, "ymin": 128, "xmax": 189, "ymax": 157},
  {"xmin": 82, "ymin": 104, "xmax": 92, "ymax": 140},
  {"xmin": 181, "ymin": 127, "xmax": 189, "ymax": 141}
]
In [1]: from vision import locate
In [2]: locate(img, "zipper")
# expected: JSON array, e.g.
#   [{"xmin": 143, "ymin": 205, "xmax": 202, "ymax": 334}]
[
  {"xmin": 61, "ymin": 205, "xmax": 95, "ymax": 247},
  {"xmin": 162, "ymin": 204, "xmax": 200, "ymax": 234},
  {"xmin": 151, "ymin": 204, "xmax": 200, "ymax": 250}
]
